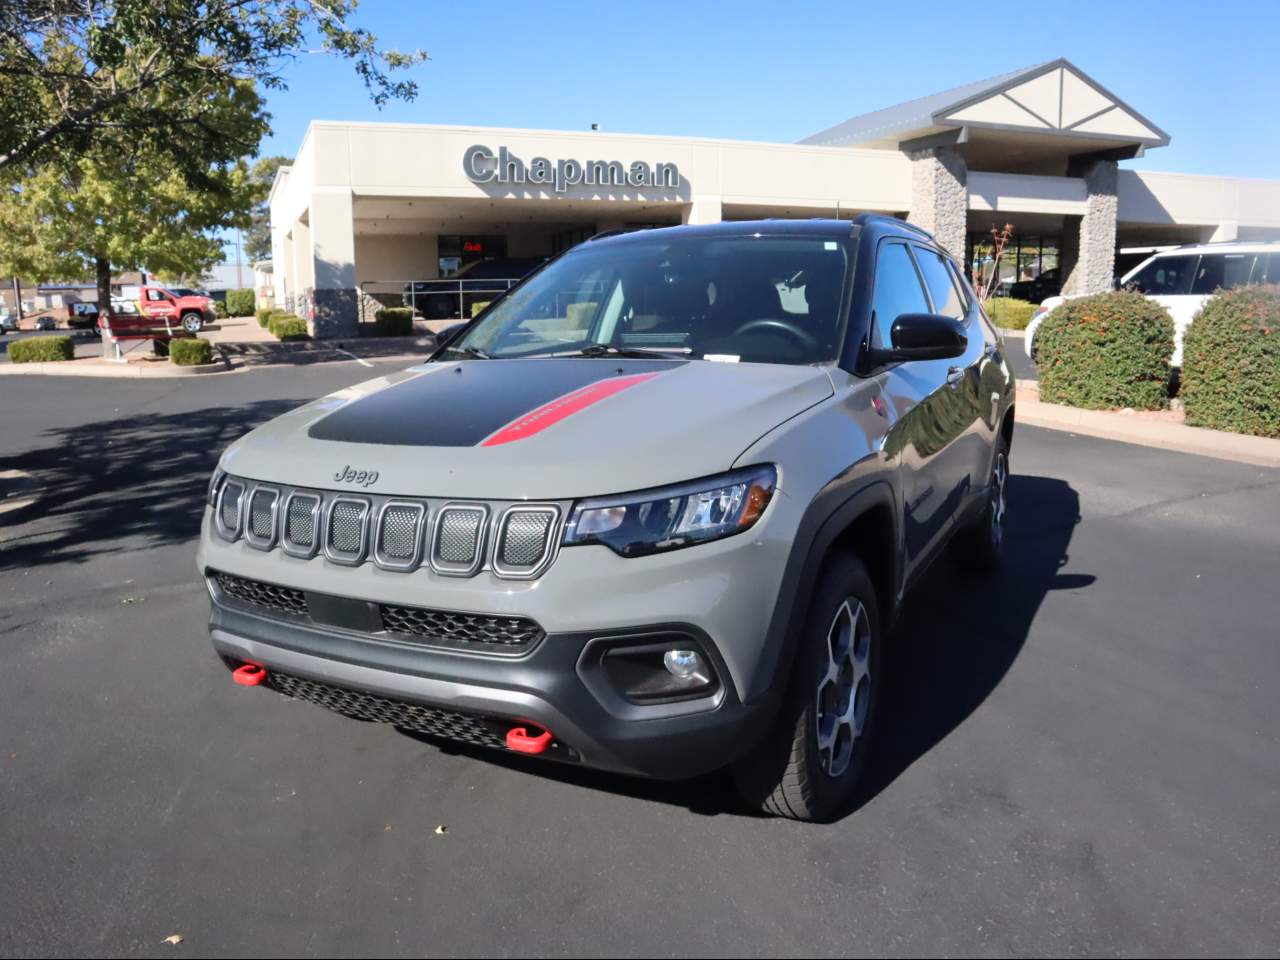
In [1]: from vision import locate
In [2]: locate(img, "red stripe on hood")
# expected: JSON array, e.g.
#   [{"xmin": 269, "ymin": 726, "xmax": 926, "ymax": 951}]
[{"xmin": 480, "ymin": 372, "xmax": 660, "ymax": 446}]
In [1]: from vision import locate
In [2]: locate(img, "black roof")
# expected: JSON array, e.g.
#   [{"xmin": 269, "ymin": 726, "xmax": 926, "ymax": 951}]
[{"xmin": 589, "ymin": 214, "xmax": 935, "ymax": 246}]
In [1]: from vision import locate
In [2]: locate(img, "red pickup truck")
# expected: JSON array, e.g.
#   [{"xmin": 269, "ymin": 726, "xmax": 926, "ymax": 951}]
[{"xmin": 69, "ymin": 286, "xmax": 215, "ymax": 334}]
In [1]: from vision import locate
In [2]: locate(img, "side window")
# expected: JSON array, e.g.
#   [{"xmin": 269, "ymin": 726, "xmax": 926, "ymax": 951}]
[
  {"xmin": 1192, "ymin": 254, "xmax": 1257, "ymax": 294},
  {"xmin": 1267, "ymin": 252, "xmax": 1280, "ymax": 283},
  {"xmin": 945, "ymin": 258, "xmax": 974, "ymax": 313},
  {"xmin": 870, "ymin": 241, "xmax": 930, "ymax": 350},
  {"xmin": 147, "ymin": 289, "xmax": 165, "ymax": 302},
  {"xmin": 912, "ymin": 245, "xmax": 967, "ymax": 320},
  {"xmin": 1128, "ymin": 256, "xmax": 1197, "ymax": 295}
]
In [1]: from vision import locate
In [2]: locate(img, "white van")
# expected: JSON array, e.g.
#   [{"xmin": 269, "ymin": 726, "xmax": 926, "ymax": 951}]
[{"xmin": 1025, "ymin": 242, "xmax": 1280, "ymax": 366}]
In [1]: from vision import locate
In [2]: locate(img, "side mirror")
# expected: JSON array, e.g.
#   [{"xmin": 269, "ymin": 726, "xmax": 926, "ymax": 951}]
[{"xmin": 870, "ymin": 312, "xmax": 966, "ymax": 364}]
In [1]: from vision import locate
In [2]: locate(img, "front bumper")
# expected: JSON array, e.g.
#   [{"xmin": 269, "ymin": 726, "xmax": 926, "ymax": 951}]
[{"xmin": 209, "ymin": 597, "xmax": 768, "ymax": 779}]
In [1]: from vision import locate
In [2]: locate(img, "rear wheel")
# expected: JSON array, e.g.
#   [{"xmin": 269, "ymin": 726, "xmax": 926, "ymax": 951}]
[
  {"xmin": 950, "ymin": 435, "xmax": 1009, "ymax": 571},
  {"xmin": 733, "ymin": 553, "xmax": 881, "ymax": 822}
]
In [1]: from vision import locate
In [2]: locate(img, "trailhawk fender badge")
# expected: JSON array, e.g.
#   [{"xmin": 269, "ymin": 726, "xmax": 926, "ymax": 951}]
[
  {"xmin": 480, "ymin": 372, "xmax": 659, "ymax": 447},
  {"xmin": 333, "ymin": 465, "xmax": 379, "ymax": 487}
]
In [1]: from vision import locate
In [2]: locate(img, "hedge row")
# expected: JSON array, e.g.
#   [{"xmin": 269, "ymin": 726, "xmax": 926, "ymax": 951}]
[
  {"xmin": 987, "ymin": 297, "xmax": 1037, "ymax": 330},
  {"xmin": 1036, "ymin": 291, "xmax": 1174, "ymax": 410},
  {"xmin": 1182, "ymin": 285, "xmax": 1280, "ymax": 438},
  {"xmin": 256, "ymin": 307, "xmax": 275, "ymax": 327},
  {"xmin": 169, "ymin": 338, "xmax": 214, "ymax": 366},
  {"xmin": 374, "ymin": 307, "xmax": 414, "ymax": 337},
  {"xmin": 225, "ymin": 288, "xmax": 255, "ymax": 317},
  {"xmin": 8, "ymin": 335, "xmax": 73, "ymax": 363},
  {"xmin": 268, "ymin": 313, "xmax": 308, "ymax": 341}
]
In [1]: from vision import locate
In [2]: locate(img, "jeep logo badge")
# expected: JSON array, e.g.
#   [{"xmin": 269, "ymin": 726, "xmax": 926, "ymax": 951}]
[{"xmin": 334, "ymin": 465, "xmax": 379, "ymax": 487}]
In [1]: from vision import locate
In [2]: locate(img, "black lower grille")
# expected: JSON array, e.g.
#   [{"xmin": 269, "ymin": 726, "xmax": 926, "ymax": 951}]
[
  {"xmin": 381, "ymin": 604, "xmax": 544, "ymax": 650},
  {"xmin": 215, "ymin": 572, "xmax": 307, "ymax": 617},
  {"xmin": 264, "ymin": 671, "xmax": 506, "ymax": 748}
]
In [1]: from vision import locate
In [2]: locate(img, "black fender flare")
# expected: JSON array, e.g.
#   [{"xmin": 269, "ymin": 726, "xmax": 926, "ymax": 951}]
[{"xmin": 747, "ymin": 475, "xmax": 900, "ymax": 705}]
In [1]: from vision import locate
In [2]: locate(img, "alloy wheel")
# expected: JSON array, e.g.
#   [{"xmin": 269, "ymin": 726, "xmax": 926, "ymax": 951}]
[{"xmin": 815, "ymin": 598, "xmax": 872, "ymax": 778}]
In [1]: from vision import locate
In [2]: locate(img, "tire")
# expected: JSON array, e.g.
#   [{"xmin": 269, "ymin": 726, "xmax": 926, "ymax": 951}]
[
  {"xmin": 181, "ymin": 312, "xmax": 203, "ymax": 334},
  {"xmin": 733, "ymin": 552, "xmax": 882, "ymax": 822},
  {"xmin": 950, "ymin": 434, "xmax": 1009, "ymax": 571}
]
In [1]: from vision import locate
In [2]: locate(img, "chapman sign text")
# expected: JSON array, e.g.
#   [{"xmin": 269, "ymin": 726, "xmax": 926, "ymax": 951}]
[{"xmin": 464, "ymin": 145, "xmax": 680, "ymax": 193}]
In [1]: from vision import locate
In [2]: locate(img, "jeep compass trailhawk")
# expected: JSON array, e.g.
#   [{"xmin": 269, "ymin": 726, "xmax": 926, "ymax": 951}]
[{"xmin": 199, "ymin": 216, "xmax": 1014, "ymax": 821}]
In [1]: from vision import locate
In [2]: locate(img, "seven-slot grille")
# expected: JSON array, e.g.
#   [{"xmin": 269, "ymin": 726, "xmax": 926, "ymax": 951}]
[
  {"xmin": 264, "ymin": 671, "xmax": 507, "ymax": 748},
  {"xmin": 209, "ymin": 570, "xmax": 545, "ymax": 652},
  {"xmin": 210, "ymin": 476, "xmax": 560, "ymax": 580}
]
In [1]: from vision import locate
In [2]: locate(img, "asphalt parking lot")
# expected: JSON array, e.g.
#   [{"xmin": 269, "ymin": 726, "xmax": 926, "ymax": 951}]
[{"xmin": 1, "ymin": 359, "xmax": 1277, "ymax": 957}]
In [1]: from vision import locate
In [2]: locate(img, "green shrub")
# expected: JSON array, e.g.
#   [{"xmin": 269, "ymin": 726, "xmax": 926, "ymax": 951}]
[
  {"xmin": 374, "ymin": 307, "xmax": 414, "ymax": 337},
  {"xmin": 268, "ymin": 315, "xmax": 309, "ymax": 341},
  {"xmin": 1037, "ymin": 290, "xmax": 1174, "ymax": 410},
  {"xmin": 565, "ymin": 301, "xmax": 598, "ymax": 328},
  {"xmin": 1182, "ymin": 285, "xmax": 1280, "ymax": 438},
  {"xmin": 8, "ymin": 335, "xmax": 74, "ymax": 363},
  {"xmin": 470, "ymin": 300, "xmax": 492, "ymax": 318},
  {"xmin": 987, "ymin": 297, "xmax": 1037, "ymax": 330},
  {"xmin": 225, "ymin": 288, "xmax": 255, "ymax": 317},
  {"xmin": 169, "ymin": 338, "xmax": 214, "ymax": 366},
  {"xmin": 256, "ymin": 307, "xmax": 275, "ymax": 327},
  {"xmin": 213, "ymin": 299, "xmax": 228, "ymax": 319}
]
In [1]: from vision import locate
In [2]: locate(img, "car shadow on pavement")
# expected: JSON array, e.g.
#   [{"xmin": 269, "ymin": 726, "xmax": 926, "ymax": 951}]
[
  {"xmin": 401, "ymin": 473, "xmax": 1088, "ymax": 822},
  {"xmin": 0, "ymin": 399, "xmax": 309, "ymax": 571}
]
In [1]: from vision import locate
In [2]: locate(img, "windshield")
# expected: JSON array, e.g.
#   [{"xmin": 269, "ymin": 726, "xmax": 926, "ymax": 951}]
[{"xmin": 445, "ymin": 234, "xmax": 851, "ymax": 365}]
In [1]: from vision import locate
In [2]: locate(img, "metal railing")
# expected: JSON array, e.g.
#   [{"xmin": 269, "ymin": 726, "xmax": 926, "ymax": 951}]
[{"xmin": 358, "ymin": 278, "xmax": 524, "ymax": 325}]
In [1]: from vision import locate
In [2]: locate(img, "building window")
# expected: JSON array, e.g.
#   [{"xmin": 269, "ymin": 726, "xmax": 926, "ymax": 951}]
[{"xmin": 439, "ymin": 235, "xmax": 507, "ymax": 277}]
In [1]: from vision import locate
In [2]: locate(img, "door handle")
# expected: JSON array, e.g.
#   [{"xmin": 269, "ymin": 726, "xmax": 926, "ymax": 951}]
[{"xmin": 946, "ymin": 366, "xmax": 965, "ymax": 387}]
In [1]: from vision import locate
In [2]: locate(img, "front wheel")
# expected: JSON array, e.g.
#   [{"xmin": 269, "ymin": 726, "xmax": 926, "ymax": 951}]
[
  {"xmin": 181, "ymin": 312, "xmax": 203, "ymax": 334},
  {"xmin": 733, "ymin": 553, "xmax": 882, "ymax": 822}
]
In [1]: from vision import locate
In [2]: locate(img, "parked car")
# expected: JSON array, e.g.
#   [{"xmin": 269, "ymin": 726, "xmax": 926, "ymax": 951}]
[
  {"xmin": 200, "ymin": 216, "xmax": 1015, "ymax": 822},
  {"xmin": 1025, "ymin": 242, "xmax": 1280, "ymax": 364},
  {"xmin": 70, "ymin": 286, "xmax": 214, "ymax": 334},
  {"xmin": 1006, "ymin": 267, "xmax": 1060, "ymax": 303},
  {"xmin": 402, "ymin": 257, "xmax": 547, "ymax": 319},
  {"xmin": 0, "ymin": 312, "xmax": 16, "ymax": 332},
  {"xmin": 33, "ymin": 314, "xmax": 56, "ymax": 331}
]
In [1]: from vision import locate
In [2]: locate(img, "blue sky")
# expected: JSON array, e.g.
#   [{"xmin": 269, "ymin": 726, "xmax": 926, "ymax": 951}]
[{"xmin": 257, "ymin": 0, "xmax": 1278, "ymax": 179}]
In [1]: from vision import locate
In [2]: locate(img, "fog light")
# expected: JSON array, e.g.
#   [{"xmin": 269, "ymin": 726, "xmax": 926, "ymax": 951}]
[{"xmin": 663, "ymin": 649, "xmax": 702, "ymax": 679}]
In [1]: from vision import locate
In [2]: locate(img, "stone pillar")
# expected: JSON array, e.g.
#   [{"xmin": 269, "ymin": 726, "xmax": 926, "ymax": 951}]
[
  {"xmin": 1060, "ymin": 160, "xmax": 1118, "ymax": 297},
  {"xmin": 906, "ymin": 146, "xmax": 967, "ymax": 259},
  {"xmin": 682, "ymin": 196, "xmax": 722, "ymax": 225},
  {"xmin": 307, "ymin": 187, "xmax": 358, "ymax": 339}
]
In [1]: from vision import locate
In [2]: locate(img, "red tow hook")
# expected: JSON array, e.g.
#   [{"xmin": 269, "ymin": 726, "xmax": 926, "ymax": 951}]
[
  {"xmin": 232, "ymin": 662, "xmax": 268, "ymax": 687},
  {"xmin": 505, "ymin": 726, "xmax": 553, "ymax": 755}
]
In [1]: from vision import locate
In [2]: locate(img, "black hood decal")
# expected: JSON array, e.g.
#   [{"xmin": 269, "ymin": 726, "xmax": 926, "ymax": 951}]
[{"xmin": 308, "ymin": 358, "xmax": 683, "ymax": 447}]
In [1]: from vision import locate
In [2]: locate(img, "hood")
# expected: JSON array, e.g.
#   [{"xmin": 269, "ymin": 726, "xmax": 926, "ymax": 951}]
[{"xmin": 220, "ymin": 358, "xmax": 832, "ymax": 500}]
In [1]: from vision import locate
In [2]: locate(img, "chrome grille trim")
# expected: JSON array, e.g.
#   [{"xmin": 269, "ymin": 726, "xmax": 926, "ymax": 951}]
[
  {"xmin": 244, "ymin": 485, "xmax": 280, "ymax": 550},
  {"xmin": 373, "ymin": 500, "xmax": 426, "ymax": 571},
  {"xmin": 214, "ymin": 478, "xmax": 246, "ymax": 541},
  {"xmin": 430, "ymin": 503, "xmax": 488, "ymax": 577},
  {"xmin": 323, "ymin": 496, "xmax": 370, "ymax": 566},
  {"xmin": 281, "ymin": 491, "xmax": 322, "ymax": 559},
  {"xmin": 492, "ymin": 505, "xmax": 560, "ymax": 580}
]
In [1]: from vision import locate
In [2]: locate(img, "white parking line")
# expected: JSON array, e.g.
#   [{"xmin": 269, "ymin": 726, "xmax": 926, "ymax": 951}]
[{"xmin": 335, "ymin": 348, "xmax": 373, "ymax": 367}]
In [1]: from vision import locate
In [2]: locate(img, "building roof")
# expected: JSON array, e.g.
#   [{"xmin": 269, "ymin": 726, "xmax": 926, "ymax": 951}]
[{"xmin": 800, "ymin": 58, "xmax": 1169, "ymax": 151}]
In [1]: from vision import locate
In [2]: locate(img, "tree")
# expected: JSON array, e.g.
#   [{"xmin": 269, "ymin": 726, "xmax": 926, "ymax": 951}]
[
  {"xmin": 243, "ymin": 154, "xmax": 292, "ymax": 263},
  {"xmin": 0, "ymin": 77, "xmax": 263, "ymax": 322},
  {"xmin": 0, "ymin": 1, "xmax": 427, "ymax": 176}
]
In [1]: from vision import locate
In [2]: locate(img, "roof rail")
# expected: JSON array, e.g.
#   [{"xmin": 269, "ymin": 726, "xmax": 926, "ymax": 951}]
[
  {"xmin": 1171, "ymin": 237, "xmax": 1280, "ymax": 250},
  {"xmin": 849, "ymin": 212, "xmax": 935, "ymax": 240}
]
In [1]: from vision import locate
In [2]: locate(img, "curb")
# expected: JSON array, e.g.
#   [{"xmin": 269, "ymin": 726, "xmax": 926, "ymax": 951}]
[
  {"xmin": 0, "ymin": 356, "xmax": 237, "ymax": 378},
  {"xmin": 1015, "ymin": 386, "xmax": 1280, "ymax": 469}
]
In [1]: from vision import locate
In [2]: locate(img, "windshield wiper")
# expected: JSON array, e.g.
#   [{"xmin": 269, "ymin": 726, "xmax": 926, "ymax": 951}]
[
  {"xmin": 548, "ymin": 343, "xmax": 692, "ymax": 360},
  {"xmin": 440, "ymin": 344, "xmax": 493, "ymax": 360}
]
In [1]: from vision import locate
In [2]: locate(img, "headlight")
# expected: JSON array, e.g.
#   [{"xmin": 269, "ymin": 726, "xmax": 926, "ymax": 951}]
[{"xmin": 563, "ymin": 465, "xmax": 776, "ymax": 557}]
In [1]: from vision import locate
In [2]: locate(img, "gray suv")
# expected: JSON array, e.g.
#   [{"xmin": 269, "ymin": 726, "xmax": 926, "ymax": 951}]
[{"xmin": 199, "ymin": 216, "xmax": 1015, "ymax": 821}]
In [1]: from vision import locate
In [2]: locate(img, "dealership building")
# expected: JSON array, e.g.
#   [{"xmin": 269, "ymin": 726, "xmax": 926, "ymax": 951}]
[{"xmin": 268, "ymin": 58, "xmax": 1280, "ymax": 337}]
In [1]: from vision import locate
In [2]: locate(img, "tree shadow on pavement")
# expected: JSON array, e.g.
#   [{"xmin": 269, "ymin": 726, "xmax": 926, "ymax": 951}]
[
  {"xmin": 0, "ymin": 399, "xmax": 309, "ymax": 572},
  {"xmin": 401, "ymin": 473, "xmax": 1088, "ymax": 821}
]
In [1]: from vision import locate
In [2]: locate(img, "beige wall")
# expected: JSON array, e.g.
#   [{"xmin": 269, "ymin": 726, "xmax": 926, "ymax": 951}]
[{"xmin": 354, "ymin": 234, "xmax": 438, "ymax": 285}]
